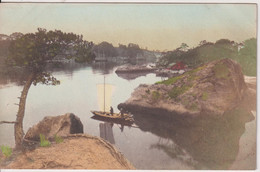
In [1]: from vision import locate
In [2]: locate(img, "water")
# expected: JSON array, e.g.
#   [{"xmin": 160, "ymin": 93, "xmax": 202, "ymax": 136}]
[{"xmin": 0, "ymin": 63, "xmax": 256, "ymax": 170}]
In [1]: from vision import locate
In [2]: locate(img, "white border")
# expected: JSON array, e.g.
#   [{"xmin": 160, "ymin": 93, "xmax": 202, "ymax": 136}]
[
  {"xmin": 0, "ymin": 0, "xmax": 259, "ymax": 3},
  {"xmin": 0, "ymin": 1, "xmax": 258, "ymax": 172}
]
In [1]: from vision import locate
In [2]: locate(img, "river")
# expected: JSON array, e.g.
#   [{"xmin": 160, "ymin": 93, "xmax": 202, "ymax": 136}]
[{"xmin": 0, "ymin": 62, "xmax": 256, "ymax": 170}]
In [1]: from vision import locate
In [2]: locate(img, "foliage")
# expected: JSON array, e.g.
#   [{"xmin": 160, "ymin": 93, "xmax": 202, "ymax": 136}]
[
  {"xmin": 188, "ymin": 102, "xmax": 198, "ymax": 111},
  {"xmin": 1, "ymin": 145, "xmax": 12, "ymax": 158},
  {"xmin": 202, "ymin": 92, "xmax": 208, "ymax": 101},
  {"xmin": 6, "ymin": 28, "xmax": 95, "ymax": 86},
  {"xmin": 0, "ymin": 40, "xmax": 11, "ymax": 60},
  {"xmin": 93, "ymin": 41, "xmax": 118, "ymax": 57},
  {"xmin": 151, "ymin": 91, "xmax": 160, "ymax": 100},
  {"xmin": 213, "ymin": 63, "xmax": 229, "ymax": 79},
  {"xmin": 168, "ymin": 85, "xmax": 191, "ymax": 99},
  {"xmin": 54, "ymin": 134, "xmax": 64, "ymax": 144},
  {"xmin": 156, "ymin": 75, "xmax": 184, "ymax": 85},
  {"xmin": 40, "ymin": 134, "xmax": 51, "ymax": 147},
  {"xmin": 237, "ymin": 38, "xmax": 257, "ymax": 76},
  {"xmin": 126, "ymin": 43, "xmax": 142, "ymax": 58},
  {"xmin": 158, "ymin": 38, "xmax": 256, "ymax": 76}
]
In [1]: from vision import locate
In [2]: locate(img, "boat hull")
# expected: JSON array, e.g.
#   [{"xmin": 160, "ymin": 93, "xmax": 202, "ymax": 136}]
[{"xmin": 91, "ymin": 111, "xmax": 134, "ymax": 125}]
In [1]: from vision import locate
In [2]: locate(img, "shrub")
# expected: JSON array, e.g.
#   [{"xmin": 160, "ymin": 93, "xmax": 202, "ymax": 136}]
[
  {"xmin": 151, "ymin": 91, "xmax": 160, "ymax": 100},
  {"xmin": 202, "ymin": 92, "xmax": 208, "ymax": 101},
  {"xmin": 1, "ymin": 145, "xmax": 12, "ymax": 158},
  {"xmin": 40, "ymin": 134, "xmax": 51, "ymax": 147},
  {"xmin": 54, "ymin": 135, "xmax": 64, "ymax": 144},
  {"xmin": 168, "ymin": 85, "xmax": 191, "ymax": 99}
]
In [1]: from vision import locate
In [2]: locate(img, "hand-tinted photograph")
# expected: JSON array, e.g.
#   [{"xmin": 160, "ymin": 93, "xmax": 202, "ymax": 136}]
[{"xmin": 0, "ymin": 2, "xmax": 257, "ymax": 170}]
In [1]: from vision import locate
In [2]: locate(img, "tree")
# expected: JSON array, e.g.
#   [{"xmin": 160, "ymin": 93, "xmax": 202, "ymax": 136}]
[
  {"xmin": 93, "ymin": 41, "xmax": 118, "ymax": 57},
  {"xmin": 4, "ymin": 28, "xmax": 94, "ymax": 149},
  {"xmin": 179, "ymin": 43, "xmax": 189, "ymax": 52},
  {"xmin": 127, "ymin": 43, "xmax": 142, "ymax": 58}
]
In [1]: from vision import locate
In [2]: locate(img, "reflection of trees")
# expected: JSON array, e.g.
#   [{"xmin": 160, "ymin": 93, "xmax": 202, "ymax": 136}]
[
  {"xmin": 91, "ymin": 62, "xmax": 117, "ymax": 75},
  {"xmin": 132, "ymin": 107, "xmax": 254, "ymax": 169}
]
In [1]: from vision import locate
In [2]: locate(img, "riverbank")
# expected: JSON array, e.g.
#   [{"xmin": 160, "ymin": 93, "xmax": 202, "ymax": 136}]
[{"xmin": 0, "ymin": 134, "xmax": 135, "ymax": 169}]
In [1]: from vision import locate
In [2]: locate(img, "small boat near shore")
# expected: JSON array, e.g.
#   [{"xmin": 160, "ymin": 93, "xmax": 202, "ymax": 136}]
[
  {"xmin": 115, "ymin": 63, "xmax": 157, "ymax": 73},
  {"xmin": 91, "ymin": 111, "xmax": 134, "ymax": 125}
]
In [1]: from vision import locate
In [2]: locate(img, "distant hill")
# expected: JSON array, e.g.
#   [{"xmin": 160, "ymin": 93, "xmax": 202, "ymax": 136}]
[{"xmin": 158, "ymin": 38, "xmax": 257, "ymax": 76}]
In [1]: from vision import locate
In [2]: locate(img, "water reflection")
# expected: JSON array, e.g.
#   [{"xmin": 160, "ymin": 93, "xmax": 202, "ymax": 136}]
[
  {"xmin": 132, "ymin": 107, "xmax": 254, "ymax": 169},
  {"xmin": 91, "ymin": 62, "xmax": 118, "ymax": 75},
  {"xmin": 99, "ymin": 122, "xmax": 115, "ymax": 144},
  {"xmin": 116, "ymin": 72, "xmax": 151, "ymax": 80}
]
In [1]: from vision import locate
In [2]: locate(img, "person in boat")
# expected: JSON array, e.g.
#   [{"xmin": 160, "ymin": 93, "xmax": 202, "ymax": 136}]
[
  {"xmin": 119, "ymin": 108, "xmax": 125, "ymax": 118},
  {"xmin": 110, "ymin": 106, "xmax": 114, "ymax": 116}
]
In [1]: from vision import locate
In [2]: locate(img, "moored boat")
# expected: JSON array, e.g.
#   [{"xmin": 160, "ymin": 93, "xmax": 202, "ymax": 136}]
[{"xmin": 91, "ymin": 111, "xmax": 134, "ymax": 125}]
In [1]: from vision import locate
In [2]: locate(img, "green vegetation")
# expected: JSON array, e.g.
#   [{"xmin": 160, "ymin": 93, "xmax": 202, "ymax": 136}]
[
  {"xmin": 151, "ymin": 91, "xmax": 160, "ymax": 100},
  {"xmin": 5, "ymin": 28, "xmax": 96, "ymax": 148},
  {"xmin": 40, "ymin": 134, "xmax": 51, "ymax": 147},
  {"xmin": 1, "ymin": 145, "xmax": 12, "ymax": 158},
  {"xmin": 54, "ymin": 134, "xmax": 64, "ymax": 144},
  {"xmin": 202, "ymin": 92, "xmax": 208, "ymax": 101},
  {"xmin": 237, "ymin": 38, "xmax": 257, "ymax": 76},
  {"xmin": 158, "ymin": 38, "xmax": 257, "ymax": 76},
  {"xmin": 213, "ymin": 63, "xmax": 229, "ymax": 79},
  {"xmin": 188, "ymin": 103, "xmax": 199, "ymax": 111},
  {"xmin": 156, "ymin": 75, "xmax": 184, "ymax": 85},
  {"xmin": 168, "ymin": 85, "xmax": 191, "ymax": 99},
  {"xmin": 156, "ymin": 65, "xmax": 205, "ymax": 86}
]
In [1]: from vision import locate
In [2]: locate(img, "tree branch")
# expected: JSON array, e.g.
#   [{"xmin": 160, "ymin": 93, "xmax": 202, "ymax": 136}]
[{"xmin": 0, "ymin": 121, "xmax": 17, "ymax": 124}]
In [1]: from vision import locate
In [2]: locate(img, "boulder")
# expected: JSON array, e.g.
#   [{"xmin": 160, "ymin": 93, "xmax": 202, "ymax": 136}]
[
  {"xmin": 119, "ymin": 58, "xmax": 248, "ymax": 116},
  {"xmin": 24, "ymin": 113, "xmax": 83, "ymax": 141}
]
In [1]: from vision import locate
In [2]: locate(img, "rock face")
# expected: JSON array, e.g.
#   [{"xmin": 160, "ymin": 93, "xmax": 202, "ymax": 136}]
[
  {"xmin": 4, "ymin": 134, "xmax": 135, "ymax": 169},
  {"xmin": 119, "ymin": 58, "xmax": 247, "ymax": 116},
  {"xmin": 24, "ymin": 113, "xmax": 83, "ymax": 141}
]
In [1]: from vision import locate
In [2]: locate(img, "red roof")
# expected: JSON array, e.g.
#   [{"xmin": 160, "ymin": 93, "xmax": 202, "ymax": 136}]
[{"xmin": 168, "ymin": 62, "xmax": 187, "ymax": 70}]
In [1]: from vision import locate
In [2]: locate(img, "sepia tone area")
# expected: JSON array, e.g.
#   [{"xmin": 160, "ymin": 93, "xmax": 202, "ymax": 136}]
[{"xmin": 0, "ymin": 3, "xmax": 257, "ymax": 170}]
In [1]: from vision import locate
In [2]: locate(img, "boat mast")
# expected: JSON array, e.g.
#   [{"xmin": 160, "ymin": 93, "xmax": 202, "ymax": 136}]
[{"xmin": 104, "ymin": 74, "xmax": 106, "ymax": 112}]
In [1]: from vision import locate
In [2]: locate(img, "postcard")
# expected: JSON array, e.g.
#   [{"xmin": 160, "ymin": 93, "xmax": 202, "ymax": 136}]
[{"xmin": 0, "ymin": 1, "xmax": 257, "ymax": 170}]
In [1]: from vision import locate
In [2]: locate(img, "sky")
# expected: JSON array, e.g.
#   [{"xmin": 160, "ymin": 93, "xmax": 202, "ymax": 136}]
[{"xmin": 0, "ymin": 3, "xmax": 257, "ymax": 51}]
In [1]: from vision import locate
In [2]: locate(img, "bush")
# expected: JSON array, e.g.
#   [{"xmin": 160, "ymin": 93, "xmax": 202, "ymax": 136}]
[
  {"xmin": 40, "ymin": 134, "xmax": 51, "ymax": 147},
  {"xmin": 1, "ymin": 145, "xmax": 12, "ymax": 158},
  {"xmin": 54, "ymin": 135, "xmax": 64, "ymax": 144}
]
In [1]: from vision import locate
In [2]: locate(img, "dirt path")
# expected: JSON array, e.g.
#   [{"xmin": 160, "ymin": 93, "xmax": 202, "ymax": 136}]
[{"xmin": 1, "ymin": 134, "xmax": 135, "ymax": 169}]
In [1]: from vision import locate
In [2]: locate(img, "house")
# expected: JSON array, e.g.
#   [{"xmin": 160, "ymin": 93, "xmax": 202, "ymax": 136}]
[
  {"xmin": 237, "ymin": 43, "xmax": 245, "ymax": 52},
  {"xmin": 168, "ymin": 62, "xmax": 187, "ymax": 70}
]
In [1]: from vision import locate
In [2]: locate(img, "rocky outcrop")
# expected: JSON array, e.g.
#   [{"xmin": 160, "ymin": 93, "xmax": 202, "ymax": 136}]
[
  {"xmin": 3, "ymin": 134, "xmax": 135, "ymax": 169},
  {"xmin": 24, "ymin": 113, "xmax": 83, "ymax": 141},
  {"xmin": 119, "ymin": 58, "xmax": 247, "ymax": 117}
]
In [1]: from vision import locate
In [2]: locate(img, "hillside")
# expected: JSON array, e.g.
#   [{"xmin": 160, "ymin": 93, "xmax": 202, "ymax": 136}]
[{"xmin": 158, "ymin": 38, "xmax": 257, "ymax": 76}]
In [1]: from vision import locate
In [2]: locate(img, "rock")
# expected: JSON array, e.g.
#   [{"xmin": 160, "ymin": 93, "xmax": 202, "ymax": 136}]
[
  {"xmin": 119, "ymin": 58, "xmax": 248, "ymax": 116},
  {"xmin": 24, "ymin": 113, "xmax": 83, "ymax": 141},
  {"xmin": 5, "ymin": 134, "xmax": 135, "ymax": 169}
]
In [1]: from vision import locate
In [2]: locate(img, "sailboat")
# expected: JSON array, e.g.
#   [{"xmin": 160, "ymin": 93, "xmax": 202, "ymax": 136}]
[{"xmin": 91, "ymin": 75, "xmax": 134, "ymax": 125}]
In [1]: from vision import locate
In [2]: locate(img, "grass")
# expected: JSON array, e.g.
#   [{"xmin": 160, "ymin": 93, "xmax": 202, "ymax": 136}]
[
  {"xmin": 156, "ymin": 75, "xmax": 184, "ymax": 85},
  {"xmin": 54, "ymin": 135, "xmax": 64, "ymax": 144},
  {"xmin": 168, "ymin": 85, "xmax": 191, "ymax": 99},
  {"xmin": 40, "ymin": 134, "xmax": 51, "ymax": 147},
  {"xmin": 1, "ymin": 145, "xmax": 12, "ymax": 158},
  {"xmin": 188, "ymin": 103, "xmax": 199, "ymax": 111},
  {"xmin": 202, "ymin": 92, "xmax": 208, "ymax": 101},
  {"xmin": 213, "ymin": 63, "xmax": 229, "ymax": 79},
  {"xmin": 151, "ymin": 91, "xmax": 160, "ymax": 100},
  {"xmin": 156, "ymin": 65, "xmax": 205, "ymax": 86}
]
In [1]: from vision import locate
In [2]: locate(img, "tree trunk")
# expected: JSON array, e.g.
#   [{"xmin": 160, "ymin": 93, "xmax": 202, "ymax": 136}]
[{"xmin": 15, "ymin": 73, "xmax": 35, "ymax": 149}]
